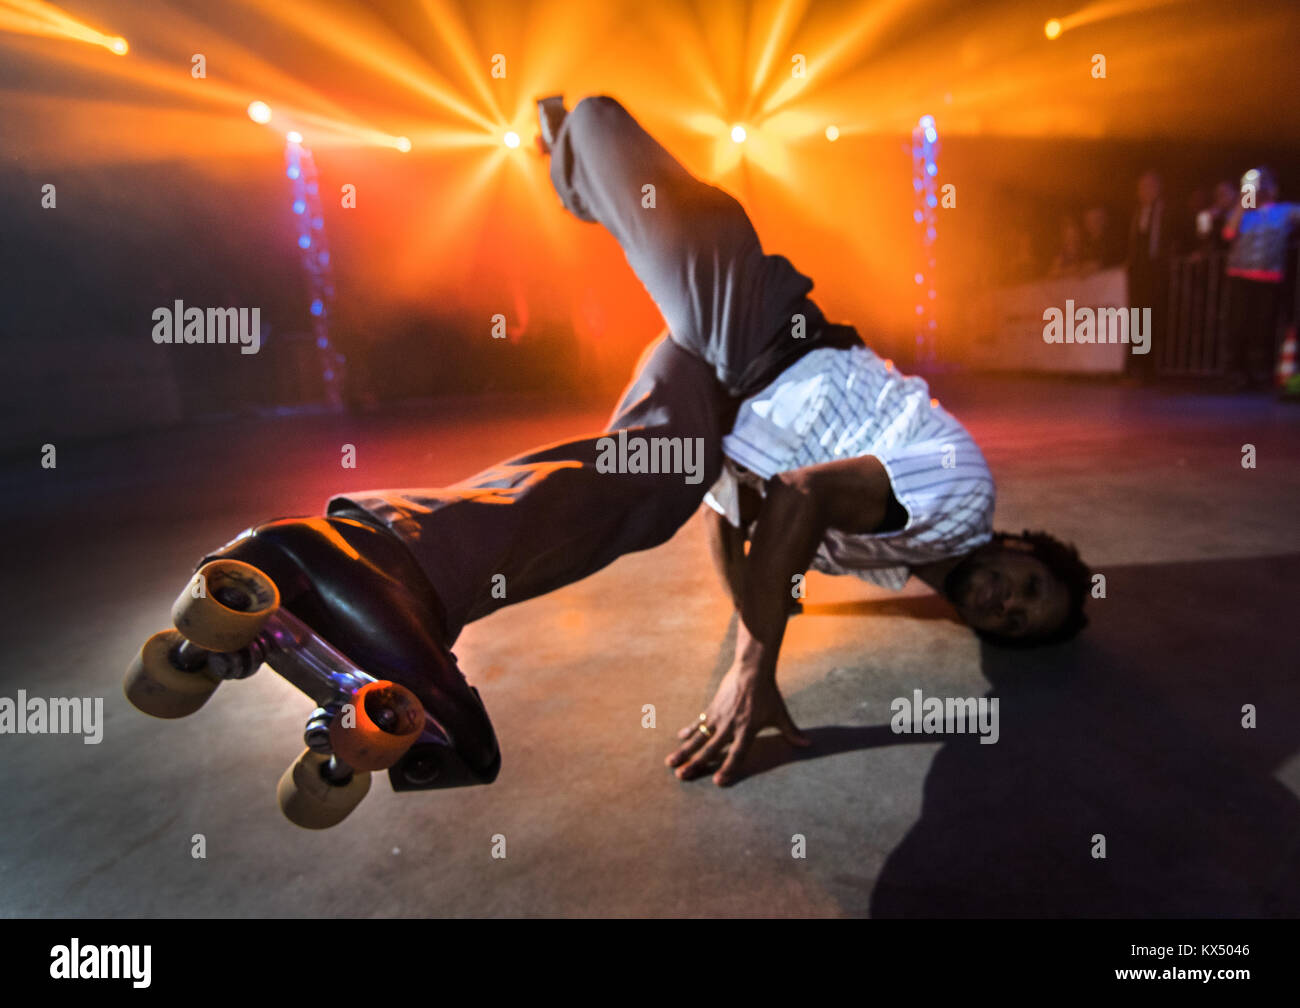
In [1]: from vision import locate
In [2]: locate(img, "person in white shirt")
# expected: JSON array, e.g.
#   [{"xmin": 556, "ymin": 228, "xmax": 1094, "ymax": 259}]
[
  {"xmin": 685, "ymin": 338, "xmax": 1089, "ymax": 783},
  {"xmin": 206, "ymin": 95, "xmax": 1091, "ymax": 792}
]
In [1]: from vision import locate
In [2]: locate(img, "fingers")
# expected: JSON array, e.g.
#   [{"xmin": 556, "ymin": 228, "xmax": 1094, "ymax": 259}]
[
  {"xmin": 776, "ymin": 702, "xmax": 812, "ymax": 748},
  {"xmin": 713, "ymin": 723, "xmax": 756, "ymax": 786},
  {"xmin": 675, "ymin": 726, "xmax": 731, "ymax": 781},
  {"xmin": 665, "ymin": 720, "xmax": 711, "ymax": 768},
  {"xmin": 667, "ymin": 697, "xmax": 811, "ymax": 783}
]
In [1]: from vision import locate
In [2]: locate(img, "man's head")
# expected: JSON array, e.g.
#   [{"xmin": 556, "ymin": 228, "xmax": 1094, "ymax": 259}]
[
  {"xmin": 1060, "ymin": 215, "xmax": 1082, "ymax": 253},
  {"xmin": 1083, "ymin": 206, "xmax": 1107, "ymax": 240},
  {"xmin": 1137, "ymin": 170, "xmax": 1161, "ymax": 206},
  {"xmin": 944, "ymin": 530, "xmax": 1091, "ymax": 647},
  {"xmin": 1242, "ymin": 166, "xmax": 1278, "ymax": 205}
]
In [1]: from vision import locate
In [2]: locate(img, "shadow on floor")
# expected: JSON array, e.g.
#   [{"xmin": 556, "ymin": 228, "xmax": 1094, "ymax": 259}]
[
  {"xmin": 735, "ymin": 554, "xmax": 1300, "ymax": 916},
  {"xmin": 868, "ymin": 552, "xmax": 1300, "ymax": 916},
  {"xmin": 800, "ymin": 594, "xmax": 963, "ymax": 622}
]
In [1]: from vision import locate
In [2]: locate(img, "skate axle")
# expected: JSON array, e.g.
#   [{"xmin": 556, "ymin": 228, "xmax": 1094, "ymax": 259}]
[
  {"xmin": 304, "ymin": 704, "xmax": 341, "ymax": 753},
  {"xmin": 170, "ymin": 638, "xmax": 209, "ymax": 672},
  {"xmin": 321, "ymin": 754, "xmax": 355, "ymax": 785},
  {"xmin": 203, "ymin": 640, "xmax": 263, "ymax": 681}
]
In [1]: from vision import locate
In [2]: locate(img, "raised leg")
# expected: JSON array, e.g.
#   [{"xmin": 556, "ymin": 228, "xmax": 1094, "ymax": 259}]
[{"xmin": 548, "ymin": 95, "xmax": 832, "ymax": 397}]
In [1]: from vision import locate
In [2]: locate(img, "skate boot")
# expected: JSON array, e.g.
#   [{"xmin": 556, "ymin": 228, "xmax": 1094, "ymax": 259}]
[{"xmin": 124, "ymin": 511, "xmax": 500, "ymax": 828}]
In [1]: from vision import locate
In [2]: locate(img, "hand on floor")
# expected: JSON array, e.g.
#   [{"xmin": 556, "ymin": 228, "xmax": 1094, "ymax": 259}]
[{"xmin": 666, "ymin": 661, "xmax": 810, "ymax": 786}]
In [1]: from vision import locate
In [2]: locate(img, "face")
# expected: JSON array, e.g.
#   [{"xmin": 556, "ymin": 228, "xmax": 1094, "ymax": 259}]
[
  {"xmin": 946, "ymin": 541, "xmax": 1071, "ymax": 639},
  {"xmin": 1137, "ymin": 173, "xmax": 1160, "ymax": 204}
]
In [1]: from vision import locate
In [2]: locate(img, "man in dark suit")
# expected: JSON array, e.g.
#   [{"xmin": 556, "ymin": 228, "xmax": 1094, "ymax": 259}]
[{"xmin": 1126, "ymin": 171, "xmax": 1172, "ymax": 381}]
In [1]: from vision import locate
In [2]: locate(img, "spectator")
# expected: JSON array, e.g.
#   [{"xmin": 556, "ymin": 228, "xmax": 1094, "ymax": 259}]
[
  {"xmin": 1048, "ymin": 216, "xmax": 1085, "ymax": 278},
  {"xmin": 1222, "ymin": 166, "xmax": 1300, "ymax": 391},
  {"xmin": 1126, "ymin": 171, "xmax": 1173, "ymax": 381},
  {"xmin": 1080, "ymin": 206, "xmax": 1121, "ymax": 271}
]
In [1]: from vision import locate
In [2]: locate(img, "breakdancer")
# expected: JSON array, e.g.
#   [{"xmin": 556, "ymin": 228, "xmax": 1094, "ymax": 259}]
[{"xmin": 198, "ymin": 95, "xmax": 1090, "ymax": 789}]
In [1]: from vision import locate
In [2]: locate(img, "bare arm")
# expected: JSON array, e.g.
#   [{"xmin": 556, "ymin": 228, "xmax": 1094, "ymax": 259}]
[
  {"xmin": 670, "ymin": 455, "xmax": 896, "ymax": 784},
  {"xmin": 703, "ymin": 478, "xmax": 765, "ymax": 609},
  {"xmin": 705, "ymin": 506, "xmax": 747, "ymax": 609},
  {"xmin": 735, "ymin": 456, "xmax": 895, "ymax": 675},
  {"xmin": 729, "ymin": 474, "xmax": 824, "ymax": 678}
]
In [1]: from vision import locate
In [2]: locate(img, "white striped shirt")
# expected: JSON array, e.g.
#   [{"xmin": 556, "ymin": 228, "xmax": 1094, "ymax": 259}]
[{"xmin": 704, "ymin": 345, "xmax": 995, "ymax": 590}]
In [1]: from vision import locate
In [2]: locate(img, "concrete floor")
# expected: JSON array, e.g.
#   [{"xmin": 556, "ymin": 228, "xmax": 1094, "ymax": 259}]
[{"xmin": 1, "ymin": 375, "xmax": 1297, "ymax": 917}]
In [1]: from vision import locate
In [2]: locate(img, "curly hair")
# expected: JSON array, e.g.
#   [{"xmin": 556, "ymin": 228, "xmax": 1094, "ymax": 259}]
[{"xmin": 975, "ymin": 529, "xmax": 1092, "ymax": 648}]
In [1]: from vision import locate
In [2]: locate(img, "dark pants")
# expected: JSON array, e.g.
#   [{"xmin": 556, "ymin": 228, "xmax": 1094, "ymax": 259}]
[
  {"xmin": 1225, "ymin": 276, "xmax": 1284, "ymax": 386},
  {"xmin": 1126, "ymin": 262, "xmax": 1166, "ymax": 381},
  {"xmin": 331, "ymin": 96, "xmax": 853, "ymax": 641}
]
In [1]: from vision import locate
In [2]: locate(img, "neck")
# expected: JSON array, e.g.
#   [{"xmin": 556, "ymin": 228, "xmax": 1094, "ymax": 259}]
[{"xmin": 913, "ymin": 551, "xmax": 971, "ymax": 599}]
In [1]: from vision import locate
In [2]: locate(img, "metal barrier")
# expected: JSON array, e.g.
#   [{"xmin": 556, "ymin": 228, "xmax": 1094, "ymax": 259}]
[{"xmin": 1159, "ymin": 240, "xmax": 1298, "ymax": 377}]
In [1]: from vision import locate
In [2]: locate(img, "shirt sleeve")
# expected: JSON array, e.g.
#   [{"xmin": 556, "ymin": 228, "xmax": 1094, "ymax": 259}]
[
  {"xmin": 702, "ymin": 466, "xmax": 741, "ymax": 526},
  {"xmin": 813, "ymin": 429, "xmax": 995, "ymax": 584},
  {"xmin": 877, "ymin": 432, "xmax": 996, "ymax": 555}
]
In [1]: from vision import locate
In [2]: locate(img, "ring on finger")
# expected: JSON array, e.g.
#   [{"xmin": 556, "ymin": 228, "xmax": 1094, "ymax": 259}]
[{"xmin": 697, "ymin": 713, "xmax": 712, "ymax": 737}]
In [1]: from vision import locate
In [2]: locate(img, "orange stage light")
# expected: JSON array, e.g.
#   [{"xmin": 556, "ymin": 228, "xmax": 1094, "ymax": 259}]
[{"xmin": 0, "ymin": 0, "xmax": 127, "ymax": 55}]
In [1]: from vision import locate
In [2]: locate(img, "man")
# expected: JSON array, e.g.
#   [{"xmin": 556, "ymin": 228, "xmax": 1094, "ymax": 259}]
[
  {"xmin": 1221, "ymin": 166, "xmax": 1300, "ymax": 391},
  {"xmin": 197, "ymin": 95, "xmax": 1090, "ymax": 791},
  {"xmin": 1125, "ymin": 170, "xmax": 1172, "ymax": 382},
  {"xmin": 1080, "ymin": 206, "xmax": 1121, "ymax": 272}
]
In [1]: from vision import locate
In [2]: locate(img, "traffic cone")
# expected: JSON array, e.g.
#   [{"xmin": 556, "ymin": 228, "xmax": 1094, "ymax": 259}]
[{"xmin": 1277, "ymin": 327, "xmax": 1299, "ymax": 398}]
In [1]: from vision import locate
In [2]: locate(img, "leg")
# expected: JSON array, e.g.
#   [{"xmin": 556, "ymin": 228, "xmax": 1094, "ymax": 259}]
[
  {"xmin": 1249, "ymin": 281, "xmax": 1284, "ymax": 386},
  {"xmin": 331, "ymin": 335, "xmax": 737, "ymax": 642},
  {"xmin": 1126, "ymin": 268, "xmax": 1153, "ymax": 381},
  {"xmin": 548, "ymin": 95, "xmax": 834, "ymax": 397},
  {"xmin": 193, "ymin": 337, "xmax": 727, "ymax": 786},
  {"xmin": 1224, "ymin": 276, "xmax": 1254, "ymax": 386}
]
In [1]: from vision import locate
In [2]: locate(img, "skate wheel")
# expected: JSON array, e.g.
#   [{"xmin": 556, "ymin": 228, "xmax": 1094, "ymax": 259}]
[
  {"xmin": 123, "ymin": 630, "xmax": 221, "ymax": 718},
  {"xmin": 171, "ymin": 559, "xmax": 279, "ymax": 653},
  {"xmin": 276, "ymin": 748, "xmax": 371, "ymax": 829},
  {"xmin": 328, "ymin": 681, "xmax": 425, "ymax": 771}
]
